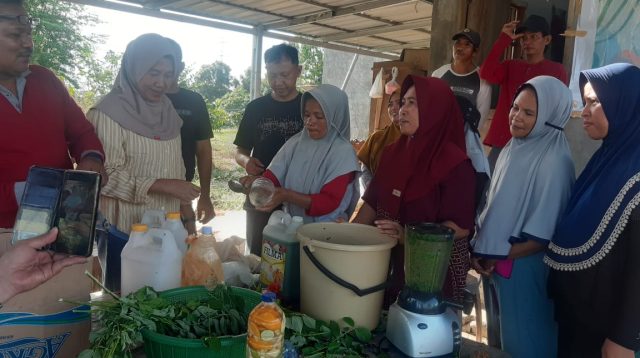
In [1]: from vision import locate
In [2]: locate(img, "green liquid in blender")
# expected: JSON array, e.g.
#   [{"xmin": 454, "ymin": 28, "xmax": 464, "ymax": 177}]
[{"xmin": 404, "ymin": 224, "xmax": 454, "ymax": 294}]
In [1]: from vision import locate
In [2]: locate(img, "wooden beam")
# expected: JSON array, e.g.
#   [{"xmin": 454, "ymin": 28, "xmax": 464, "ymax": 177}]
[
  {"xmin": 265, "ymin": 0, "xmax": 418, "ymax": 29},
  {"xmin": 200, "ymin": 0, "xmax": 292, "ymax": 20},
  {"xmin": 66, "ymin": 0, "xmax": 257, "ymax": 33},
  {"xmin": 322, "ymin": 19, "xmax": 429, "ymax": 41}
]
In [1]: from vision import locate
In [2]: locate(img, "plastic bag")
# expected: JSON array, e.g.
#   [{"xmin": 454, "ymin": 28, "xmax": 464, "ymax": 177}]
[
  {"xmin": 222, "ymin": 261, "xmax": 258, "ymax": 287},
  {"xmin": 369, "ymin": 68, "xmax": 384, "ymax": 98},
  {"xmin": 385, "ymin": 67, "xmax": 400, "ymax": 95},
  {"xmin": 181, "ymin": 234, "xmax": 225, "ymax": 287},
  {"xmin": 214, "ymin": 235, "xmax": 246, "ymax": 262}
]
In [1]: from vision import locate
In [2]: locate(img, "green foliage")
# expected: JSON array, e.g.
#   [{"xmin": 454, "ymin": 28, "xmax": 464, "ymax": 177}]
[
  {"xmin": 192, "ymin": 61, "xmax": 234, "ymax": 103},
  {"xmin": 284, "ymin": 312, "xmax": 374, "ymax": 357},
  {"xmin": 208, "ymin": 101, "xmax": 229, "ymax": 131},
  {"xmin": 216, "ymin": 87, "xmax": 251, "ymax": 128},
  {"xmin": 291, "ymin": 43, "xmax": 324, "ymax": 86},
  {"xmin": 26, "ymin": 0, "xmax": 100, "ymax": 88},
  {"xmin": 73, "ymin": 50, "xmax": 121, "ymax": 111},
  {"xmin": 77, "ymin": 277, "xmax": 248, "ymax": 358}
]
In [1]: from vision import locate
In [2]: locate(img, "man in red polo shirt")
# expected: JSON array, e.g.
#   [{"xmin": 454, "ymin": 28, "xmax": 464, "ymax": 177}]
[
  {"xmin": 480, "ymin": 15, "xmax": 568, "ymax": 170},
  {"xmin": 0, "ymin": 0, "xmax": 105, "ymax": 228}
]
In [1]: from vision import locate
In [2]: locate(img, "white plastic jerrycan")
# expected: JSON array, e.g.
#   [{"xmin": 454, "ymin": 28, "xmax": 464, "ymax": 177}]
[
  {"xmin": 162, "ymin": 212, "xmax": 188, "ymax": 254},
  {"xmin": 121, "ymin": 225, "xmax": 183, "ymax": 296},
  {"xmin": 141, "ymin": 209, "xmax": 166, "ymax": 228}
]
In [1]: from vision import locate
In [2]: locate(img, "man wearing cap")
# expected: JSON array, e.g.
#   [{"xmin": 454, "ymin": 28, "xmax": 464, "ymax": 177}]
[
  {"xmin": 480, "ymin": 15, "xmax": 568, "ymax": 170},
  {"xmin": 432, "ymin": 28, "xmax": 491, "ymax": 209}
]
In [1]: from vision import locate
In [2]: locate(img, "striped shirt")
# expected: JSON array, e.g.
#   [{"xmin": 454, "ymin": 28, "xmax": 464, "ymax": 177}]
[{"xmin": 87, "ymin": 109, "xmax": 185, "ymax": 233}]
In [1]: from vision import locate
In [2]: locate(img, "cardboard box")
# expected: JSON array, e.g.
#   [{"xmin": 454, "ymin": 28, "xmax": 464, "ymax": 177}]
[
  {"xmin": 369, "ymin": 60, "xmax": 428, "ymax": 131},
  {"xmin": 0, "ymin": 231, "xmax": 92, "ymax": 357},
  {"xmin": 400, "ymin": 48, "xmax": 430, "ymax": 72}
]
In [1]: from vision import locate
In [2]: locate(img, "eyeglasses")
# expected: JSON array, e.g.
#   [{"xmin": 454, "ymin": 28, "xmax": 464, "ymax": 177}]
[{"xmin": 0, "ymin": 15, "xmax": 39, "ymax": 27}]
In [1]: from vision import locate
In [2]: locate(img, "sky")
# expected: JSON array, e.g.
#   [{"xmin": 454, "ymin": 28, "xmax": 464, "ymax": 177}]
[{"xmin": 83, "ymin": 5, "xmax": 282, "ymax": 79}]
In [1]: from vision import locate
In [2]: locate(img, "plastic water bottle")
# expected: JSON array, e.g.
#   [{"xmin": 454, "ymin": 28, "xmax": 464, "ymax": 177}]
[
  {"xmin": 246, "ymin": 291, "xmax": 285, "ymax": 357},
  {"xmin": 249, "ymin": 177, "xmax": 275, "ymax": 207},
  {"xmin": 162, "ymin": 211, "xmax": 188, "ymax": 254}
]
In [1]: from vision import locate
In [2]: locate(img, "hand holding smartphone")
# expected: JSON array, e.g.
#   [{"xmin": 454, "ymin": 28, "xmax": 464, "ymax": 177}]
[{"xmin": 12, "ymin": 167, "xmax": 101, "ymax": 257}]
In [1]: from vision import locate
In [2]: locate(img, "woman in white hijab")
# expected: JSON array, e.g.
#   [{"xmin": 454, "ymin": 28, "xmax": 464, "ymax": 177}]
[
  {"xmin": 88, "ymin": 34, "xmax": 200, "ymax": 233},
  {"xmin": 252, "ymin": 84, "xmax": 360, "ymax": 223},
  {"xmin": 470, "ymin": 76, "xmax": 575, "ymax": 358}
]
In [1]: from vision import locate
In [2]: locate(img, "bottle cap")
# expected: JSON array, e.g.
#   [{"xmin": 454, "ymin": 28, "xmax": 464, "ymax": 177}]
[
  {"xmin": 166, "ymin": 212, "xmax": 181, "ymax": 220},
  {"xmin": 201, "ymin": 226, "xmax": 213, "ymax": 235},
  {"xmin": 131, "ymin": 223, "xmax": 148, "ymax": 232},
  {"xmin": 261, "ymin": 291, "xmax": 277, "ymax": 303}
]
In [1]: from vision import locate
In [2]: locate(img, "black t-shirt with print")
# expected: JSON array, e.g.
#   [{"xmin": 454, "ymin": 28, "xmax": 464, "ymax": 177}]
[
  {"xmin": 233, "ymin": 93, "xmax": 304, "ymax": 168},
  {"xmin": 167, "ymin": 88, "xmax": 213, "ymax": 181}
]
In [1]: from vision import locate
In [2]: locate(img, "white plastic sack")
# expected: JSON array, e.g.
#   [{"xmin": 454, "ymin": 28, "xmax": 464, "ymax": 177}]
[{"xmin": 369, "ymin": 68, "xmax": 384, "ymax": 98}]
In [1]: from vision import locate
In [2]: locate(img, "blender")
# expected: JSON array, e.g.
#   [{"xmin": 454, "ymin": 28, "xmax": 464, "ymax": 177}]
[{"xmin": 386, "ymin": 223, "xmax": 462, "ymax": 357}]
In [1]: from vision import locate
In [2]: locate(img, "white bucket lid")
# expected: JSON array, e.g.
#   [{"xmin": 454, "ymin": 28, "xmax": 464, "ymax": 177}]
[{"xmin": 297, "ymin": 223, "xmax": 397, "ymax": 252}]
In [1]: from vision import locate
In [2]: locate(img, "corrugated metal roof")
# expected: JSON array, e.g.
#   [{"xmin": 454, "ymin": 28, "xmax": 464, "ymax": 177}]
[{"xmin": 67, "ymin": 0, "xmax": 432, "ymax": 59}]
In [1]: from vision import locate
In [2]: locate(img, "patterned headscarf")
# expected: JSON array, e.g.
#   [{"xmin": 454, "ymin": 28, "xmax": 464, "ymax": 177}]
[{"xmin": 546, "ymin": 63, "xmax": 640, "ymax": 271}]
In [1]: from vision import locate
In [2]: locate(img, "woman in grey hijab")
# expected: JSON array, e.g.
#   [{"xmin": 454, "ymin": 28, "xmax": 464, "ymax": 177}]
[
  {"xmin": 470, "ymin": 76, "xmax": 575, "ymax": 358},
  {"xmin": 87, "ymin": 33, "xmax": 200, "ymax": 233},
  {"xmin": 253, "ymin": 84, "xmax": 360, "ymax": 223}
]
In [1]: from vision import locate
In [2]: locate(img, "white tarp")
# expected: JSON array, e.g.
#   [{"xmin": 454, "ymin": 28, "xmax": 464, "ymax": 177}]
[{"xmin": 569, "ymin": 0, "xmax": 640, "ymax": 106}]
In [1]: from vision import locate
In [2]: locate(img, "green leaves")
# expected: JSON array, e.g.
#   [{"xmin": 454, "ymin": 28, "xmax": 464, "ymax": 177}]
[
  {"xmin": 80, "ymin": 285, "xmax": 249, "ymax": 357},
  {"xmin": 283, "ymin": 312, "xmax": 373, "ymax": 357}
]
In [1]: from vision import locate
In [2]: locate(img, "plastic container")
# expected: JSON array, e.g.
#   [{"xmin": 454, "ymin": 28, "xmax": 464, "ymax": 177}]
[
  {"xmin": 297, "ymin": 222, "xmax": 397, "ymax": 330},
  {"xmin": 249, "ymin": 177, "xmax": 275, "ymax": 207},
  {"xmin": 121, "ymin": 227, "xmax": 182, "ymax": 296},
  {"xmin": 246, "ymin": 291, "xmax": 285, "ymax": 358},
  {"xmin": 404, "ymin": 223, "xmax": 454, "ymax": 294},
  {"xmin": 260, "ymin": 210, "xmax": 304, "ymax": 308},
  {"xmin": 142, "ymin": 285, "xmax": 261, "ymax": 358},
  {"xmin": 182, "ymin": 226, "xmax": 224, "ymax": 288},
  {"xmin": 96, "ymin": 223, "xmax": 129, "ymax": 292},
  {"xmin": 141, "ymin": 209, "xmax": 166, "ymax": 228},
  {"xmin": 162, "ymin": 212, "xmax": 188, "ymax": 253}
]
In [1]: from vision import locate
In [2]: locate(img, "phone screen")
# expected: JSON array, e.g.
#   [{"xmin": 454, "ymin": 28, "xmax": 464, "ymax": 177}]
[
  {"xmin": 12, "ymin": 167, "xmax": 64, "ymax": 244},
  {"xmin": 53, "ymin": 172, "xmax": 101, "ymax": 256}
]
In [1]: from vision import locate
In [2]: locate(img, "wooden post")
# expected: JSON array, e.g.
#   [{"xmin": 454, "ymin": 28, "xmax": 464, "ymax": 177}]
[{"xmin": 430, "ymin": 0, "xmax": 511, "ymax": 72}]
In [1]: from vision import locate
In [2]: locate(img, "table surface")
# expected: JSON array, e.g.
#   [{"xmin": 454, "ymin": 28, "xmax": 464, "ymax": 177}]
[
  {"xmin": 131, "ymin": 337, "xmax": 509, "ymax": 358},
  {"xmin": 91, "ymin": 292, "xmax": 508, "ymax": 358}
]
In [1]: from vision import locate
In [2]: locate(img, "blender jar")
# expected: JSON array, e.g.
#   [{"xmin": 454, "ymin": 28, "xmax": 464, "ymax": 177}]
[{"xmin": 404, "ymin": 223, "xmax": 454, "ymax": 294}]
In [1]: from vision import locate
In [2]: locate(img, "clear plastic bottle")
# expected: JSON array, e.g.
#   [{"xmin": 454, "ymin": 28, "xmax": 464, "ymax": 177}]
[
  {"xmin": 181, "ymin": 226, "xmax": 224, "ymax": 288},
  {"xmin": 162, "ymin": 211, "xmax": 188, "ymax": 254},
  {"xmin": 249, "ymin": 177, "xmax": 275, "ymax": 207},
  {"xmin": 246, "ymin": 291, "xmax": 285, "ymax": 358}
]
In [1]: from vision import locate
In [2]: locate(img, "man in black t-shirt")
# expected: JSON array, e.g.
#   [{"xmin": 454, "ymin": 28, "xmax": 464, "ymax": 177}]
[
  {"xmin": 166, "ymin": 38, "xmax": 215, "ymax": 234},
  {"xmin": 234, "ymin": 43, "xmax": 304, "ymax": 256}
]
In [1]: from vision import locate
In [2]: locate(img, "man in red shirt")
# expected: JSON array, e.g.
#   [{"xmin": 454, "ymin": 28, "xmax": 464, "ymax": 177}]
[
  {"xmin": 480, "ymin": 15, "xmax": 568, "ymax": 170},
  {"xmin": 0, "ymin": 0, "xmax": 105, "ymax": 228}
]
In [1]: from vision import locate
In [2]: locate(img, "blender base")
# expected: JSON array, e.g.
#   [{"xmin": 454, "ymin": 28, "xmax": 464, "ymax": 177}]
[{"xmin": 386, "ymin": 302, "xmax": 461, "ymax": 357}]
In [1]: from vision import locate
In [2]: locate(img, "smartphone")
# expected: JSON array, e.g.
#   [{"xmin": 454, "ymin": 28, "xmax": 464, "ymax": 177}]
[
  {"xmin": 52, "ymin": 170, "xmax": 101, "ymax": 257},
  {"xmin": 12, "ymin": 167, "xmax": 64, "ymax": 243}
]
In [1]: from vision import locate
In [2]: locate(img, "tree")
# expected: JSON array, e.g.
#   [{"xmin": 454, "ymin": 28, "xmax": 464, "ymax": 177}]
[
  {"xmin": 217, "ymin": 87, "xmax": 251, "ymax": 128},
  {"xmin": 26, "ymin": 0, "xmax": 100, "ymax": 87},
  {"xmin": 191, "ymin": 61, "xmax": 233, "ymax": 103},
  {"xmin": 291, "ymin": 43, "xmax": 324, "ymax": 85},
  {"xmin": 73, "ymin": 50, "xmax": 121, "ymax": 111}
]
